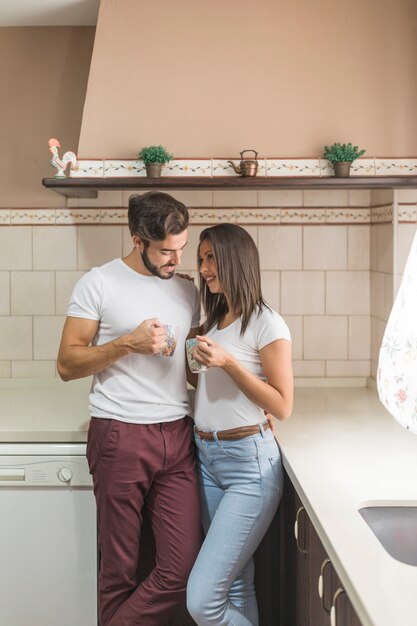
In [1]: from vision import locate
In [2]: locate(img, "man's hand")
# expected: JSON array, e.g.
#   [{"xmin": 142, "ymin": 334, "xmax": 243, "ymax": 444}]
[{"xmin": 126, "ymin": 318, "xmax": 167, "ymax": 354}]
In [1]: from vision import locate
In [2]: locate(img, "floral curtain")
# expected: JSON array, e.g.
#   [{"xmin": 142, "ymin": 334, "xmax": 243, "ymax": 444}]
[{"xmin": 377, "ymin": 228, "xmax": 417, "ymax": 433}]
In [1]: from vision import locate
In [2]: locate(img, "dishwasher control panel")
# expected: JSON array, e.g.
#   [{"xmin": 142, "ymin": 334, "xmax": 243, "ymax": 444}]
[{"xmin": 0, "ymin": 456, "xmax": 92, "ymax": 487}]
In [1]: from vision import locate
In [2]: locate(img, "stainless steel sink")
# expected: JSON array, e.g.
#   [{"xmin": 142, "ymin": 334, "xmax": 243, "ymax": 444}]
[{"xmin": 359, "ymin": 505, "xmax": 417, "ymax": 566}]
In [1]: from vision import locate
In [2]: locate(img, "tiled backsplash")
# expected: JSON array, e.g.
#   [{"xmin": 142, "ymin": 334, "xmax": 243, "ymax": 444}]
[{"xmin": 1, "ymin": 188, "xmax": 416, "ymax": 383}]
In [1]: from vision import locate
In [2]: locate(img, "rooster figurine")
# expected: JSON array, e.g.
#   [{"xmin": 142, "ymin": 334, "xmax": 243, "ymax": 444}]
[{"xmin": 48, "ymin": 138, "xmax": 77, "ymax": 178}]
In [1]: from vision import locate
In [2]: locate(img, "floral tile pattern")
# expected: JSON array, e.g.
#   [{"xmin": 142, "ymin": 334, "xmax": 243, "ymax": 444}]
[
  {"xmin": 0, "ymin": 210, "xmax": 11, "ymax": 224},
  {"xmin": 398, "ymin": 205, "xmax": 417, "ymax": 222},
  {"xmin": 375, "ymin": 159, "xmax": 417, "ymax": 176},
  {"xmin": 350, "ymin": 158, "xmax": 376, "ymax": 176},
  {"xmin": 163, "ymin": 160, "xmax": 212, "ymax": 176},
  {"xmin": 104, "ymin": 160, "xmax": 145, "ymax": 177},
  {"xmin": 189, "ymin": 208, "xmax": 236, "ymax": 223},
  {"xmin": 281, "ymin": 208, "xmax": 326, "ymax": 223},
  {"xmin": 11, "ymin": 209, "xmax": 56, "ymax": 224},
  {"xmin": 266, "ymin": 159, "xmax": 320, "ymax": 177},
  {"xmin": 370, "ymin": 205, "xmax": 393, "ymax": 223},
  {"xmin": 3, "ymin": 203, "xmax": 415, "ymax": 224},
  {"xmin": 236, "ymin": 208, "xmax": 281, "ymax": 223},
  {"xmin": 70, "ymin": 160, "xmax": 104, "ymax": 178},
  {"xmin": 55, "ymin": 208, "xmax": 101, "ymax": 224},
  {"xmin": 100, "ymin": 209, "xmax": 127, "ymax": 223},
  {"xmin": 325, "ymin": 208, "xmax": 370, "ymax": 223}
]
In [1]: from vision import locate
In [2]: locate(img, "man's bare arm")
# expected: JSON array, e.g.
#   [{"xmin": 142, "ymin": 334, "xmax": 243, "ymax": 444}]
[{"xmin": 57, "ymin": 316, "xmax": 167, "ymax": 381}]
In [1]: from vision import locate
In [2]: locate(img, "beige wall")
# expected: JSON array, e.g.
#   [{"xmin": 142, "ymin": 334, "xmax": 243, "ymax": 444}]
[
  {"xmin": 0, "ymin": 27, "xmax": 95, "ymax": 207},
  {"xmin": 79, "ymin": 0, "xmax": 417, "ymax": 158}
]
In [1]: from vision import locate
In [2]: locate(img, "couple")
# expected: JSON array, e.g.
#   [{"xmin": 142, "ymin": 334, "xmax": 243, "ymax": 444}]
[{"xmin": 57, "ymin": 192, "xmax": 293, "ymax": 626}]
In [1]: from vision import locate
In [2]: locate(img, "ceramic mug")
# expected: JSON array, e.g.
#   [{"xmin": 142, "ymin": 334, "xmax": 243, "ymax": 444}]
[
  {"xmin": 159, "ymin": 324, "xmax": 179, "ymax": 357},
  {"xmin": 185, "ymin": 338, "xmax": 208, "ymax": 373}
]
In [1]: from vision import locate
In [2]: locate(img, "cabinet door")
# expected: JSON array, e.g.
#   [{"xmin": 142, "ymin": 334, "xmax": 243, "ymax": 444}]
[
  {"xmin": 309, "ymin": 523, "xmax": 333, "ymax": 626},
  {"xmin": 281, "ymin": 473, "xmax": 364, "ymax": 626},
  {"xmin": 294, "ymin": 492, "xmax": 310, "ymax": 626},
  {"xmin": 330, "ymin": 584, "xmax": 363, "ymax": 626}
]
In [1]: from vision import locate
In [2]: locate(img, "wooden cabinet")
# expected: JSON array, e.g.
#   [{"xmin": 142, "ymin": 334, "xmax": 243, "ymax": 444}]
[{"xmin": 279, "ymin": 472, "xmax": 363, "ymax": 626}]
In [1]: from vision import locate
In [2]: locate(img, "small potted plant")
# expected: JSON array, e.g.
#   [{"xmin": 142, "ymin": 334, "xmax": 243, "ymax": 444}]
[
  {"xmin": 137, "ymin": 145, "xmax": 173, "ymax": 178},
  {"xmin": 323, "ymin": 142, "xmax": 366, "ymax": 178}
]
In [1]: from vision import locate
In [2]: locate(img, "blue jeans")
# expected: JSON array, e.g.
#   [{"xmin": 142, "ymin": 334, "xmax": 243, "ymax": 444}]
[{"xmin": 186, "ymin": 424, "xmax": 283, "ymax": 625}]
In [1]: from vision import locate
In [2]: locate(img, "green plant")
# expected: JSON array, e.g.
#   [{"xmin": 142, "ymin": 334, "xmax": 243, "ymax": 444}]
[
  {"xmin": 323, "ymin": 142, "xmax": 366, "ymax": 164},
  {"xmin": 137, "ymin": 145, "xmax": 173, "ymax": 164}
]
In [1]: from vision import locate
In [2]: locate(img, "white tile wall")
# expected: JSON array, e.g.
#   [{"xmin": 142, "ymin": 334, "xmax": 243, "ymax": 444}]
[
  {"xmin": 0, "ymin": 227, "xmax": 32, "ymax": 270},
  {"xmin": 2, "ymin": 184, "xmax": 409, "ymax": 380},
  {"xmin": 258, "ymin": 226, "xmax": 302, "ymax": 270},
  {"xmin": 33, "ymin": 226, "xmax": 77, "ymax": 270},
  {"xmin": 303, "ymin": 226, "xmax": 347, "ymax": 270},
  {"xmin": 11, "ymin": 272, "xmax": 55, "ymax": 315}
]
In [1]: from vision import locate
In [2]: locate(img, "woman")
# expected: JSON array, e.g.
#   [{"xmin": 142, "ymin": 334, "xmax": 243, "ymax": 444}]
[{"xmin": 186, "ymin": 224, "xmax": 293, "ymax": 626}]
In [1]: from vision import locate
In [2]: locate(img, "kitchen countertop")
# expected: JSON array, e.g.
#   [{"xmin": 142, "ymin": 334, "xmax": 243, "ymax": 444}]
[
  {"xmin": 1, "ymin": 379, "xmax": 417, "ymax": 625},
  {"xmin": 275, "ymin": 386, "xmax": 417, "ymax": 626}
]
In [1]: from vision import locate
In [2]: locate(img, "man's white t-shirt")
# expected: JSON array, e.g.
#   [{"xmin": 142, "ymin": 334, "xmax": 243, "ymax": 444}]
[
  {"xmin": 67, "ymin": 258, "xmax": 200, "ymax": 424},
  {"xmin": 194, "ymin": 307, "xmax": 291, "ymax": 431}
]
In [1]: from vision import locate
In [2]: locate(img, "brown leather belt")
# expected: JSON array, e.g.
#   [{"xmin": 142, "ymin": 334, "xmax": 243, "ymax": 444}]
[{"xmin": 195, "ymin": 421, "xmax": 270, "ymax": 441}]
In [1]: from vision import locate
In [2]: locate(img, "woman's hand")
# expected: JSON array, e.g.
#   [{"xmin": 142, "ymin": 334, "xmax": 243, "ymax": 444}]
[
  {"xmin": 194, "ymin": 335, "xmax": 234, "ymax": 369},
  {"xmin": 264, "ymin": 411, "xmax": 278, "ymax": 437}
]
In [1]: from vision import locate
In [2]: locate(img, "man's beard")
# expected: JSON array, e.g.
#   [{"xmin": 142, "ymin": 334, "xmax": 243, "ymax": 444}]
[{"xmin": 141, "ymin": 248, "xmax": 175, "ymax": 280}]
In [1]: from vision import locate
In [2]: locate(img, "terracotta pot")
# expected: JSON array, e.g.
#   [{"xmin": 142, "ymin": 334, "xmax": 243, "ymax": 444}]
[
  {"xmin": 333, "ymin": 161, "xmax": 351, "ymax": 178},
  {"xmin": 145, "ymin": 162, "xmax": 163, "ymax": 178}
]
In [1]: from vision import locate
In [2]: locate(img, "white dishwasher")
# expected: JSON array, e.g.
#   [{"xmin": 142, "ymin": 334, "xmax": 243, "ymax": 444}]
[{"xmin": 0, "ymin": 442, "xmax": 97, "ymax": 626}]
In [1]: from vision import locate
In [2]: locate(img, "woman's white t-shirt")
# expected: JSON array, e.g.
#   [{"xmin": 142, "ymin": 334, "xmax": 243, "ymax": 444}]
[{"xmin": 194, "ymin": 306, "xmax": 291, "ymax": 431}]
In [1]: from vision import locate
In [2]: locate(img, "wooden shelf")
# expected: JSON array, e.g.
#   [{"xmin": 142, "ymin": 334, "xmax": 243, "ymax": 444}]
[{"xmin": 42, "ymin": 175, "xmax": 417, "ymax": 199}]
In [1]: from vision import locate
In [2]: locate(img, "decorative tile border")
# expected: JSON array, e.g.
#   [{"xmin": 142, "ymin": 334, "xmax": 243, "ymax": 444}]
[
  {"xmin": 398, "ymin": 204, "xmax": 417, "ymax": 222},
  {"xmin": 236, "ymin": 208, "xmax": 280, "ymax": 223},
  {"xmin": 99, "ymin": 209, "xmax": 127, "ymax": 223},
  {"xmin": 0, "ymin": 209, "xmax": 11, "ymax": 224},
  {"xmin": 281, "ymin": 208, "xmax": 326, "ymax": 223},
  {"xmin": 188, "ymin": 209, "xmax": 236, "ymax": 223},
  {"xmin": 55, "ymin": 208, "xmax": 101, "ymax": 224},
  {"xmin": 104, "ymin": 160, "xmax": 145, "ymax": 177},
  {"xmin": 266, "ymin": 159, "xmax": 320, "ymax": 177},
  {"xmin": 68, "ymin": 157, "xmax": 417, "ymax": 179},
  {"xmin": 375, "ymin": 159, "xmax": 417, "ymax": 176},
  {"xmin": 71, "ymin": 160, "xmax": 104, "ymax": 177},
  {"xmin": 1, "ymin": 203, "xmax": 415, "ymax": 225},
  {"xmin": 164, "ymin": 159, "xmax": 212, "ymax": 176},
  {"xmin": 325, "ymin": 208, "xmax": 370, "ymax": 223},
  {"xmin": 11, "ymin": 209, "xmax": 56, "ymax": 224},
  {"xmin": 370, "ymin": 205, "xmax": 393, "ymax": 223}
]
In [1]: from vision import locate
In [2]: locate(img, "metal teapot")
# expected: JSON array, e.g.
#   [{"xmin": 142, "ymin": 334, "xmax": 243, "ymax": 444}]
[{"xmin": 227, "ymin": 150, "xmax": 258, "ymax": 177}]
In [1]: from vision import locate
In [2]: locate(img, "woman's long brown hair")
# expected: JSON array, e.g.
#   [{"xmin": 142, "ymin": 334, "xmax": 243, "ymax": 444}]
[{"xmin": 198, "ymin": 224, "xmax": 267, "ymax": 335}]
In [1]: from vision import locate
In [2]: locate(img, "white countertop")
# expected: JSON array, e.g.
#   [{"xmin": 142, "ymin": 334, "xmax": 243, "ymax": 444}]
[
  {"xmin": 275, "ymin": 386, "xmax": 417, "ymax": 626},
  {"xmin": 1, "ymin": 380, "xmax": 417, "ymax": 625}
]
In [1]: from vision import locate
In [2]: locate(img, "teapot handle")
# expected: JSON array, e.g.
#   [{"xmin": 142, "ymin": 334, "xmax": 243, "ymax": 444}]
[{"xmin": 240, "ymin": 149, "xmax": 258, "ymax": 160}]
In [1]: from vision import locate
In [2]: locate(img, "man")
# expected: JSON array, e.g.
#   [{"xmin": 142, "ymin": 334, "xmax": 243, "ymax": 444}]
[{"xmin": 57, "ymin": 192, "xmax": 201, "ymax": 626}]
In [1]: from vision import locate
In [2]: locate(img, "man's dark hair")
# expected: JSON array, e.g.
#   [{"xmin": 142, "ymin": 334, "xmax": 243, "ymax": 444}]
[{"xmin": 128, "ymin": 192, "xmax": 189, "ymax": 244}]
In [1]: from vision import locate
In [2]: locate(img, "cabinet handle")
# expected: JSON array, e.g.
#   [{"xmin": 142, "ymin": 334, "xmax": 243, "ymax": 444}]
[
  {"xmin": 330, "ymin": 587, "xmax": 345, "ymax": 626},
  {"xmin": 294, "ymin": 506, "xmax": 308, "ymax": 554},
  {"xmin": 318, "ymin": 557, "xmax": 332, "ymax": 614}
]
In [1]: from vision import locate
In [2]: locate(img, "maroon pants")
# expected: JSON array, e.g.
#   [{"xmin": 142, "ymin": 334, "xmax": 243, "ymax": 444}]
[{"xmin": 86, "ymin": 416, "xmax": 201, "ymax": 626}]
